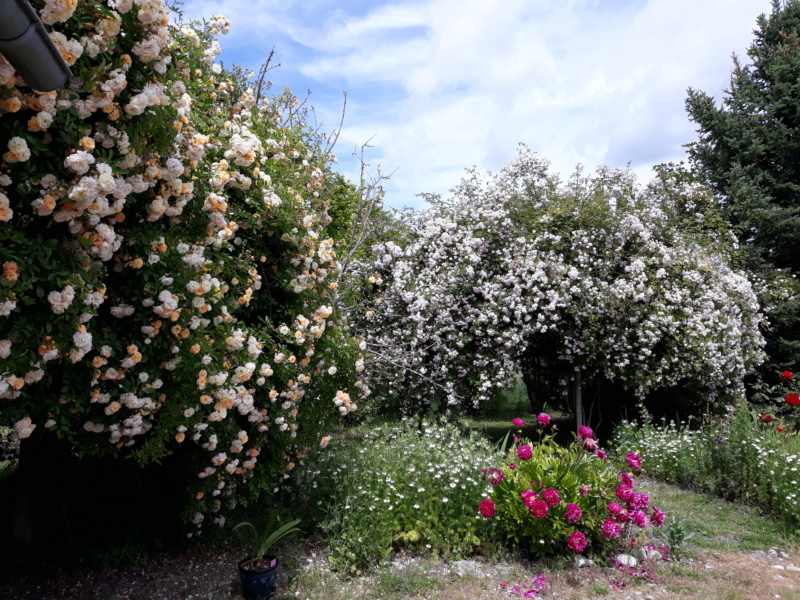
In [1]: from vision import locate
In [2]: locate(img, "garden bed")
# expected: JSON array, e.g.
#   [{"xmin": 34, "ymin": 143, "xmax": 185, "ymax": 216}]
[{"xmin": 3, "ymin": 480, "xmax": 797, "ymax": 600}]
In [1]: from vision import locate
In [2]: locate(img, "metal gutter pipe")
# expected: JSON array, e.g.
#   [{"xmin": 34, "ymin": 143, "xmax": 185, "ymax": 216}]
[{"xmin": 0, "ymin": 0, "xmax": 72, "ymax": 91}]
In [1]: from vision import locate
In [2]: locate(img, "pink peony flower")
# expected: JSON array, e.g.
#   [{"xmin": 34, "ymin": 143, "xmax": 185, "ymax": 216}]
[
  {"xmin": 615, "ymin": 509, "xmax": 631, "ymax": 524},
  {"xmin": 625, "ymin": 452, "xmax": 642, "ymax": 470},
  {"xmin": 567, "ymin": 531, "xmax": 587, "ymax": 552},
  {"xmin": 530, "ymin": 500, "xmax": 549, "ymax": 518},
  {"xmin": 537, "ymin": 413, "xmax": 550, "ymax": 426},
  {"xmin": 594, "ymin": 449, "xmax": 608, "ymax": 461},
  {"xmin": 583, "ymin": 439, "xmax": 598, "ymax": 451},
  {"xmin": 651, "ymin": 506, "xmax": 665, "ymax": 527},
  {"xmin": 577, "ymin": 425, "xmax": 593, "ymax": 438},
  {"xmin": 607, "ymin": 501, "xmax": 622, "ymax": 514},
  {"xmin": 509, "ymin": 463, "xmax": 516, "ymax": 470},
  {"xmin": 521, "ymin": 489, "xmax": 537, "ymax": 501},
  {"xmin": 483, "ymin": 467, "xmax": 505, "ymax": 486},
  {"xmin": 512, "ymin": 418, "xmax": 524, "ymax": 427},
  {"xmin": 517, "ymin": 445, "xmax": 533, "ymax": 461},
  {"xmin": 627, "ymin": 492, "xmax": 650, "ymax": 511},
  {"xmin": 543, "ymin": 488, "xmax": 561, "ymax": 507},
  {"xmin": 615, "ymin": 484, "xmax": 633, "ymax": 502},
  {"xmin": 479, "ymin": 499, "xmax": 496, "ymax": 518},
  {"xmin": 618, "ymin": 472, "xmax": 634, "ymax": 487},
  {"xmin": 601, "ymin": 518, "xmax": 621, "ymax": 539},
  {"xmin": 565, "ymin": 503, "xmax": 582, "ymax": 523},
  {"xmin": 632, "ymin": 510, "xmax": 650, "ymax": 528}
]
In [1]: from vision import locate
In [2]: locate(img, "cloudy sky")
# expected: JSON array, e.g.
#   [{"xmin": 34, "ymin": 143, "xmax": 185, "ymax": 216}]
[{"xmin": 180, "ymin": 0, "xmax": 768, "ymax": 209}]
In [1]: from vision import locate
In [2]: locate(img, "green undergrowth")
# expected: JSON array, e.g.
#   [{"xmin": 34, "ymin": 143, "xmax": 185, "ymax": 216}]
[
  {"xmin": 611, "ymin": 401, "xmax": 800, "ymax": 530},
  {"xmin": 306, "ymin": 420, "xmax": 501, "ymax": 575}
]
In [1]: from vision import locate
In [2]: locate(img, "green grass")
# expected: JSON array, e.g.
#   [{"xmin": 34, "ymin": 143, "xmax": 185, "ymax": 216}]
[
  {"xmin": 461, "ymin": 410, "xmax": 576, "ymax": 447},
  {"xmin": 640, "ymin": 479, "xmax": 796, "ymax": 554}
]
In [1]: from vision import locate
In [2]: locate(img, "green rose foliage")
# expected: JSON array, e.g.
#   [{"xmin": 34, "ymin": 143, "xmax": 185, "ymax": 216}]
[{"xmin": 0, "ymin": 1, "xmax": 367, "ymax": 527}]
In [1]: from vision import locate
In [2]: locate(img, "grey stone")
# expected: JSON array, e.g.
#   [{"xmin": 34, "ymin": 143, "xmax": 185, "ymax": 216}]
[
  {"xmin": 639, "ymin": 547, "xmax": 663, "ymax": 561},
  {"xmin": 614, "ymin": 554, "xmax": 638, "ymax": 567}
]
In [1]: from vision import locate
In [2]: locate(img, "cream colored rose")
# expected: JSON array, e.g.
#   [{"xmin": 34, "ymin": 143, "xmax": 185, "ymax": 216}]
[{"xmin": 3, "ymin": 137, "xmax": 30, "ymax": 163}]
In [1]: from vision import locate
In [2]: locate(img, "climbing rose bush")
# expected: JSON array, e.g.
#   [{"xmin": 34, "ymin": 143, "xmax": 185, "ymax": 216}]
[
  {"xmin": 0, "ymin": 1, "xmax": 366, "ymax": 527},
  {"xmin": 480, "ymin": 419, "xmax": 664, "ymax": 557}
]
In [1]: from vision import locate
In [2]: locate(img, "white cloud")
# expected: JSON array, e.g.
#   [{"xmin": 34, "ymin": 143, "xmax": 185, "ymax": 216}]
[{"xmin": 181, "ymin": 0, "xmax": 771, "ymax": 209}]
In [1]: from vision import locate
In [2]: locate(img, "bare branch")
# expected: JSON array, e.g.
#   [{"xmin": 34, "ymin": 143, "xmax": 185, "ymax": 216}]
[
  {"xmin": 254, "ymin": 47, "xmax": 281, "ymax": 104},
  {"xmin": 336, "ymin": 138, "xmax": 398, "ymax": 280},
  {"xmin": 323, "ymin": 92, "xmax": 347, "ymax": 157}
]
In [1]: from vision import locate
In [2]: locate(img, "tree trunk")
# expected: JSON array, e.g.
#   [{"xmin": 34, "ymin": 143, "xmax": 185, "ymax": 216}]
[
  {"xmin": 574, "ymin": 370, "xmax": 584, "ymax": 430},
  {"xmin": 520, "ymin": 353, "xmax": 540, "ymax": 414}
]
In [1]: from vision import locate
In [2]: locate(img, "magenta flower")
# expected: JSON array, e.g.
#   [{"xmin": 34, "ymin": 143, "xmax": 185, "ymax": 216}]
[
  {"xmin": 479, "ymin": 499, "xmax": 496, "ymax": 518},
  {"xmin": 512, "ymin": 418, "xmax": 525, "ymax": 427},
  {"xmin": 594, "ymin": 449, "xmax": 608, "ymax": 461},
  {"xmin": 530, "ymin": 500, "xmax": 549, "ymax": 518},
  {"xmin": 517, "ymin": 445, "xmax": 533, "ymax": 461},
  {"xmin": 580, "ymin": 484, "xmax": 591, "ymax": 496},
  {"xmin": 651, "ymin": 506, "xmax": 665, "ymax": 527},
  {"xmin": 627, "ymin": 492, "xmax": 650, "ymax": 511},
  {"xmin": 521, "ymin": 489, "xmax": 537, "ymax": 502},
  {"xmin": 615, "ymin": 509, "xmax": 631, "ymax": 523},
  {"xmin": 601, "ymin": 518, "xmax": 621, "ymax": 539},
  {"xmin": 567, "ymin": 531, "xmax": 587, "ymax": 552},
  {"xmin": 509, "ymin": 463, "xmax": 516, "ymax": 470},
  {"xmin": 577, "ymin": 425, "xmax": 593, "ymax": 438},
  {"xmin": 565, "ymin": 503, "xmax": 582, "ymax": 523},
  {"xmin": 543, "ymin": 488, "xmax": 561, "ymax": 507},
  {"xmin": 583, "ymin": 439, "xmax": 598, "ymax": 451},
  {"xmin": 483, "ymin": 467, "xmax": 505, "ymax": 486},
  {"xmin": 615, "ymin": 484, "xmax": 633, "ymax": 502},
  {"xmin": 625, "ymin": 452, "xmax": 642, "ymax": 470},
  {"xmin": 632, "ymin": 510, "xmax": 650, "ymax": 528},
  {"xmin": 607, "ymin": 501, "xmax": 622, "ymax": 515},
  {"xmin": 537, "ymin": 413, "xmax": 550, "ymax": 426},
  {"xmin": 618, "ymin": 472, "xmax": 634, "ymax": 487}
]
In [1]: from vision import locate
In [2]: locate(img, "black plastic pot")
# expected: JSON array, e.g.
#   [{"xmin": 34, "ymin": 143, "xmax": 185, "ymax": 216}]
[{"xmin": 238, "ymin": 555, "xmax": 280, "ymax": 600}]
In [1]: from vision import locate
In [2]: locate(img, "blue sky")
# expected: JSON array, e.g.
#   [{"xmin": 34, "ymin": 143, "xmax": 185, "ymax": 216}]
[{"xmin": 179, "ymin": 0, "xmax": 768, "ymax": 210}]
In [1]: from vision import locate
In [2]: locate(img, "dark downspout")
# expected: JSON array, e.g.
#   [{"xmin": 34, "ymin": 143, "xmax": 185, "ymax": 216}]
[{"xmin": 0, "ymin": 0, "xmax": 72, "ymax": 91}]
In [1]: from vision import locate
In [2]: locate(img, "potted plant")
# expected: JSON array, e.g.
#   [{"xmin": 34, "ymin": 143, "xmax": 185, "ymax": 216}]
[{"xmin": 233, "ymin": 512, "xmax": 302, "ymax": 600}]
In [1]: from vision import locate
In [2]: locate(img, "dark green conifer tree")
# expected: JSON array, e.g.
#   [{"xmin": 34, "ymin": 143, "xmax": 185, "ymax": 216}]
[{"xmin": 686, "ymin": 0, "xmax": 800, "ymax": 370}]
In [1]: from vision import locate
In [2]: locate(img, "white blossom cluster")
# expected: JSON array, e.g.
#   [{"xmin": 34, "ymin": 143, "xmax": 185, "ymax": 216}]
[{"xmin": 356, "ymin": 148, "xmax": 765, "ymax": 411}]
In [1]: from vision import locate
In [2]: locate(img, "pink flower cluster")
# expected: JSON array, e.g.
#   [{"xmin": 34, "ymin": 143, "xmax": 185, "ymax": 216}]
[
  {"xmin": 602, "ymin": 473, "xmax": 665, "ymax": 534},
  {"xmin": 517, "ymin": 445, "xmax": 533, "ymax": 461},
  {"xmin": 483, "ymin": 467, "xmax": 505, "ymax": 486},
  {"xmin": 567, "ymin": 531, "xmax": 587, "ymax": 552},
  {"xmin": 625, "ymin": 451, "xmax": 642, "ymax": 470},
  {"xmin": 565, "ymin": 502, "xmax": 582, "ymax": 523},
  {"xmin": 479, "ymin": 499, "xmax": 496, "ymax": 518}
]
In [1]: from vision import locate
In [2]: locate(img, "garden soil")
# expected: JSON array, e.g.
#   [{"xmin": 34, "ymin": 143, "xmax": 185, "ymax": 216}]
[{"xmin": 1, "ymin": 541, "xmax": 798, "ymax": 600}]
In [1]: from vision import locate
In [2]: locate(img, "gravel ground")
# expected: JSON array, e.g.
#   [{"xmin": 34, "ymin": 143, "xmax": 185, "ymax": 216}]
[{"xmin": 1, "ymin": 541, "xmax": 247, "ymax": 600}]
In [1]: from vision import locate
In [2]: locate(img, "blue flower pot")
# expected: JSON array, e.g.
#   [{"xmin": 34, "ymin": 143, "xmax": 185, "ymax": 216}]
[{"xmin": 238, "ymin": 555, "xmax": 280, "ymax": 599}]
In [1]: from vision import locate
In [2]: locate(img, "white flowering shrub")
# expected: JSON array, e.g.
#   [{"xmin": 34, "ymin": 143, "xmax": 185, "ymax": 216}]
[
  {"xmin": 311, "ymin": 421, "xmax": 499, "ymax": 574},
  {"xmin": 357, "ymin": 148, "xmax": 765, "ymax": 413},
  {"xmin": 0, "ymin": 1, "xmax": 366, "ymax": 527}
]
